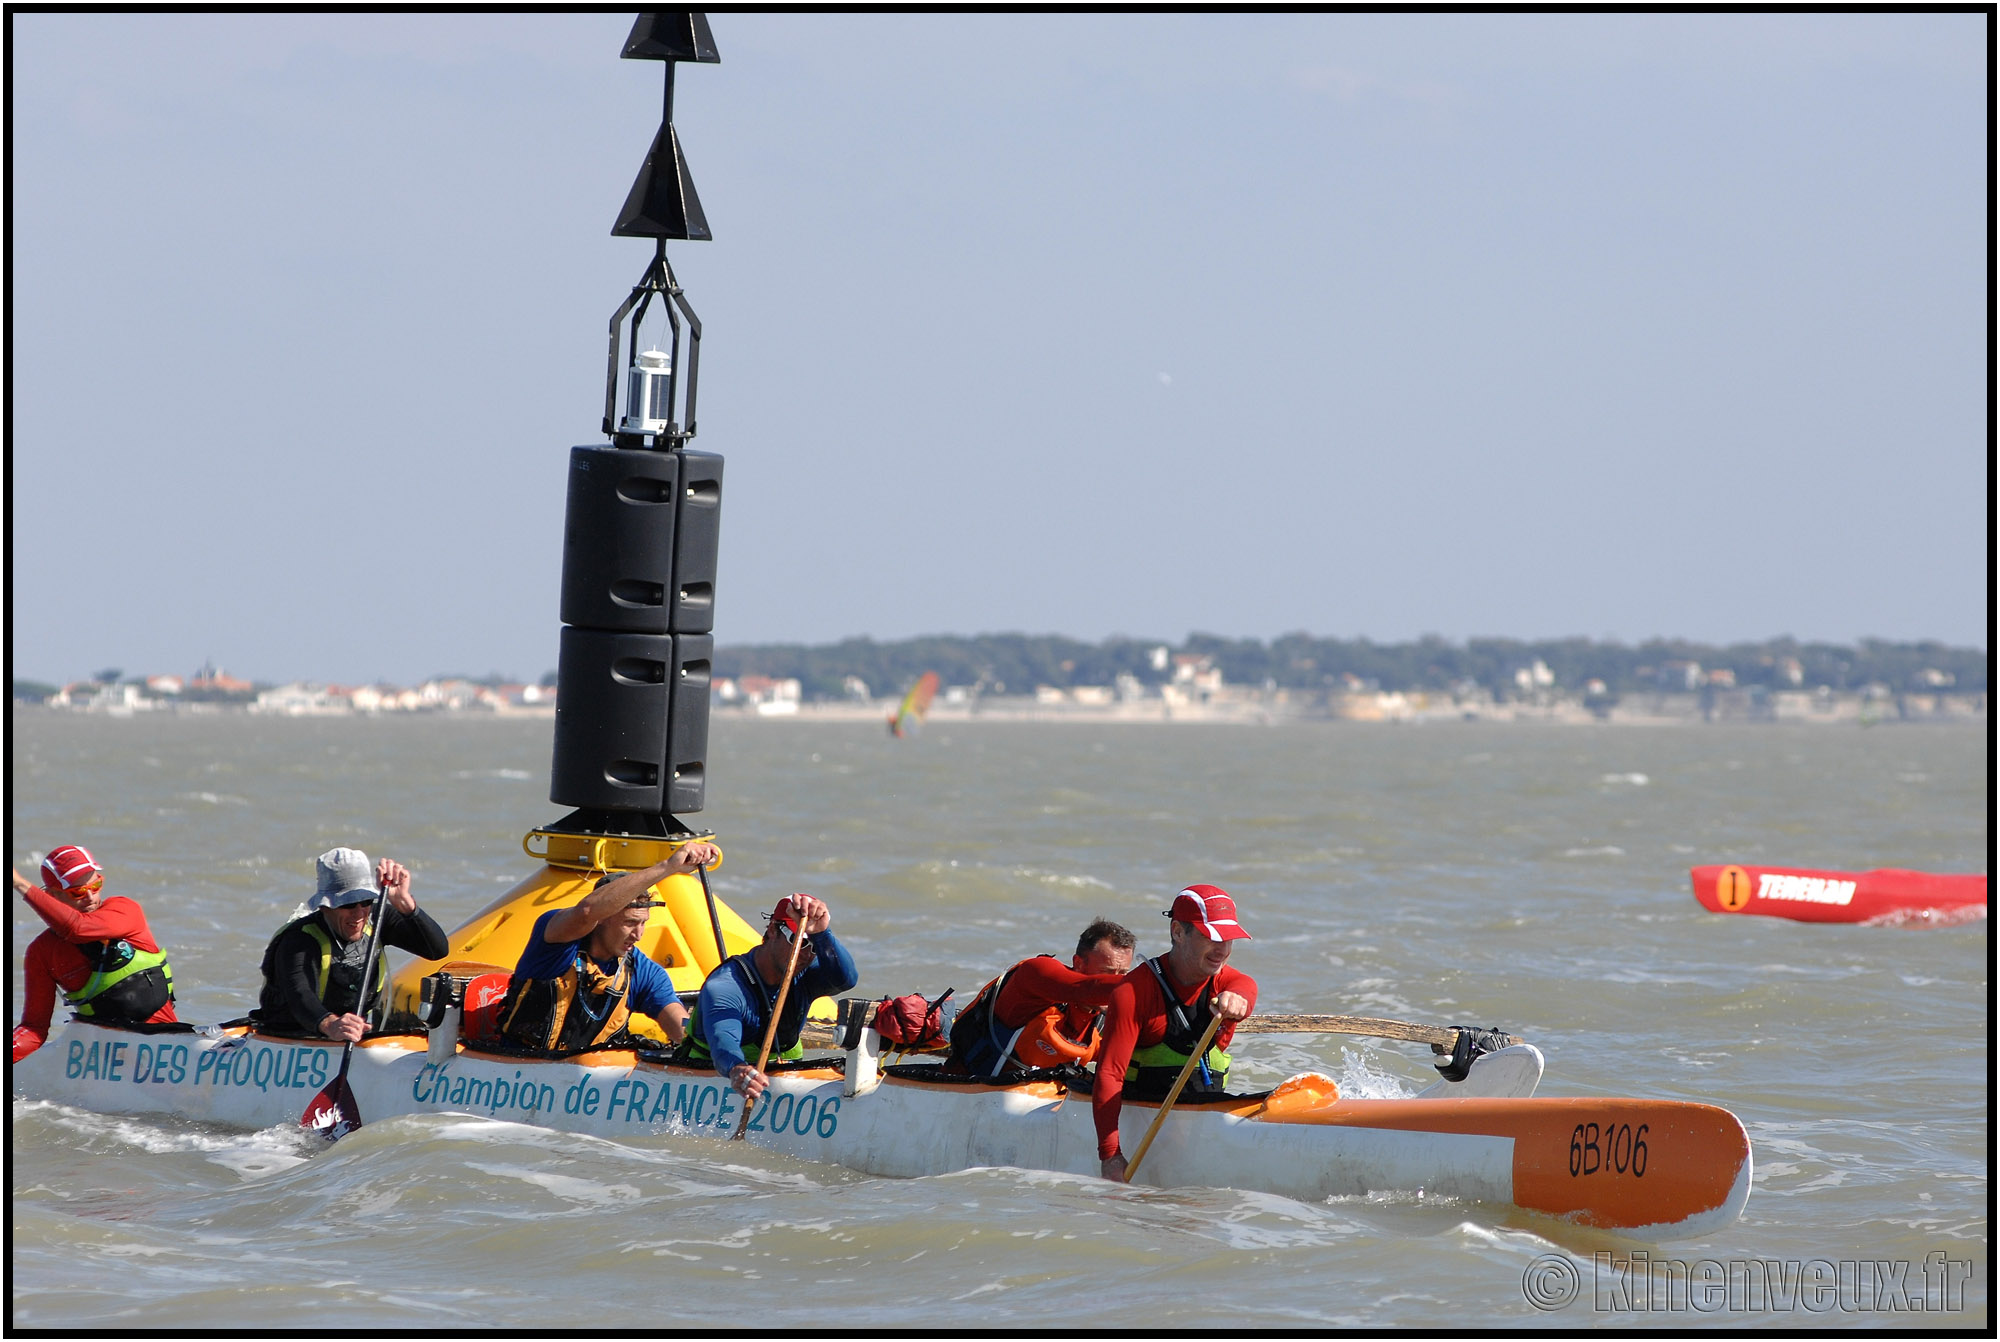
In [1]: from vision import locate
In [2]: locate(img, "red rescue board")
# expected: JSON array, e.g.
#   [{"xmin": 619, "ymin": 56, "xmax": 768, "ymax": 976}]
[{"xmin": 1691, "ymin": 865, "xmax": 1987, "ymax": 925}]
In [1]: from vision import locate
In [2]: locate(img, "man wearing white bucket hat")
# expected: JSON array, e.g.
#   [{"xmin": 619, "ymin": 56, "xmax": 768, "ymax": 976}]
[{"xmin": 250, "ymin": 848, "xmax": 449, "ymax": 1042}]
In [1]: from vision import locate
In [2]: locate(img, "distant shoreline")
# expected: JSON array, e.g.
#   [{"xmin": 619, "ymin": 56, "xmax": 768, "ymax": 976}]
[
  {"xmin": 14, "ymin": 690, "xmax": 1984, "ymax": 727},
  {"xmin": 756, "ymin": 691, "xmax": 1986, "ymax": 728}
]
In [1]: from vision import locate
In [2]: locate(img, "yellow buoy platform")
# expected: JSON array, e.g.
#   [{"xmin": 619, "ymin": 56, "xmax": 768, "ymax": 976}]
[{"xmin": 388, "ymin": 827, "xmax": 773, "ymax": 1046}]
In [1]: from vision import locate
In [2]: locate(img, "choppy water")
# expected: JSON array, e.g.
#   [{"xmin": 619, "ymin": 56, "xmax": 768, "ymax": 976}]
[{"xmin": 10, "ymin": 711, "xmax": 1989, "ymax": 1328}]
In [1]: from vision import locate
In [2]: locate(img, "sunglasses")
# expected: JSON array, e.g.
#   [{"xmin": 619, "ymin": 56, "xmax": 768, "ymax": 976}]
[{"xmin": 60, "ymin": 878, "xmax": 105, "ymax": 896}]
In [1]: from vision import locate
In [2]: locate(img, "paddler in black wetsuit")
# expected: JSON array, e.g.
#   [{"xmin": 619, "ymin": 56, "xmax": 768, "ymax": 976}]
[{"xmin": 251, "ymin": 848, "xmax": 448, "ymax": 1041}]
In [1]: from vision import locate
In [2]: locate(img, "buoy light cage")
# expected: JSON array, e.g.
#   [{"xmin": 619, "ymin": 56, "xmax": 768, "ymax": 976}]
[
  {"xmin": 602, "ymin": 12, "xmax": 719, "ymax": 451},
  {"xmin": 622, "ymin": 348, "xmax": 675, "ymax": 435},
  {"xmin": 603, "ymin": 247, "xmax": 701, "ymax": 448}
]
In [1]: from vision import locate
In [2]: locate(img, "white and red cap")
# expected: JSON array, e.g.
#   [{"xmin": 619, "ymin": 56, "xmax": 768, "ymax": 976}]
[
  {"xmin": 41, "ymin": 845, "xmax": 104, "ymax": 892},
  {"xmin": 1166, "ymin": 885, "xmax": 1251, "ymax": 941},
  {"xmin": 768, "ymin": 896, "xmax": 808, "ymax": 937}
]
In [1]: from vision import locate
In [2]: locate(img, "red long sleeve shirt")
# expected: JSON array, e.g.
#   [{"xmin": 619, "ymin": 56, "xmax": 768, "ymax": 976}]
[
  {"xmin": 14, "ymin": 888, "xmax": 174, "ymax": 1059},
  {"xmin": 1092, "ymin": 958, "xmax": 1257, "ymax": 1160},
  {"xmin": 991, "ymin": 955, "xmax": 1130, "ymax": 1038}
]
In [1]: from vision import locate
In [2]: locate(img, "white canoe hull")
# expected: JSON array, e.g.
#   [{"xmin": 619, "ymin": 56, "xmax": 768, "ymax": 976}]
[{"xmin": 15, "ymin": 1022, "xmax": 1748, "ymax": 1240}]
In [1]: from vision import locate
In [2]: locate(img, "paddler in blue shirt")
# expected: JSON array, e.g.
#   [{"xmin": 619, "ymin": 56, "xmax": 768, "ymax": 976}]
[
  {"xmin": 683, "ymin": 894, "xmax": 857, "ymax": 1102},
  {"xmin": 491, "ymin": 842, "xmax": 718, "ymax": 1054}
]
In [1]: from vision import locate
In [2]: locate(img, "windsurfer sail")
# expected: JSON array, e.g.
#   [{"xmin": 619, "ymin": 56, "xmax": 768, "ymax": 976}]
[{"xmin": 889, "ymin": 672, "xmax": 939, "ymax": 738}]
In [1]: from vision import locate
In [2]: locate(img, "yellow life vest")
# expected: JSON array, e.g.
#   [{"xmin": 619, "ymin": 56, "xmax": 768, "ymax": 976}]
[{"xmin": 495, "ymin": 953, "xmax": 633, "ymax": 1053}]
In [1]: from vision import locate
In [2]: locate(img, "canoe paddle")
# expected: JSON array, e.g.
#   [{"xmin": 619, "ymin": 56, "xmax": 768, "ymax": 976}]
[
  {"xmin": 1122, "ymin": 1005, "xmax": 1224, "ymax": 1184},
  {"xmin": 1239, "ymin": 1014, "xmax": 1523, "ymax": 1050},
  {"xmin": 695, "ymin": 862, "xmax": 729, "ymax": 971},
  {"xmin": 731, "ymin": 905, "xmax": 809, "ymax": 1141},
  {"xmin": 300, "ymin": 884, "xmax": 392, "ymax": 1141}
]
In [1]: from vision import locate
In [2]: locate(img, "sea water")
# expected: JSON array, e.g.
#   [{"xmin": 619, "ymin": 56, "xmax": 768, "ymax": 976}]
[{"xmin": 9, "ymin": 711, "xmax": 1988, "ymax": 1328}]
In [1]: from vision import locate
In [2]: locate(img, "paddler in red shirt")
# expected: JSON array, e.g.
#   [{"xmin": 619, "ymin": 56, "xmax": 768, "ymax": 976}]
[
  {"xmin": 1094, "ymin": 885, "xmax": 1256, "ymax": 1182},
  {"xmin": 946, "ymin": 919, "xmax": 1136, "ymax": 1078},
  {"xmin": 11, "ymin": 845, "xmax": 178, "ymax": 1061}
]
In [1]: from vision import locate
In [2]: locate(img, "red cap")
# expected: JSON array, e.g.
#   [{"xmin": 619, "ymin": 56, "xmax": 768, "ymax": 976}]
[
  {"xmin": 769, "ymin": 896, "xmax": 807, "ymax": 935},
  {"xmin": 42, "ymin": 845, "xmax": 104, "ymax": 893},
  {"xmin": 1167, "ymin": 885, "xmax": 1250, "ymax": 941}
]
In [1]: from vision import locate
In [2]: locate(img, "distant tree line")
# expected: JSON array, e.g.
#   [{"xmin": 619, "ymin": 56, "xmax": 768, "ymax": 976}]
[{"xmin": 714, "ymin": 634, "xmax": 1989, "ymax": 702}]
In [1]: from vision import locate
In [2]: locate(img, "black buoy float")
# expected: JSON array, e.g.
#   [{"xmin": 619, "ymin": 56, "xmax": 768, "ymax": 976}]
[{"xmin": 390, "ymin": 13, "xmax": 759, "ymax": 1033}]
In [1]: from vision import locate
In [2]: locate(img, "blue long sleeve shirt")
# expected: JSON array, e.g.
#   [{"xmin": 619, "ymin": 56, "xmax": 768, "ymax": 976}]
[
  {"xmin": 694, "ymin": 930, "xmax": 857, "ymax": 1076},
  {"xmin": 511, "ymin": 908, "xmax": 681, "ymax": 1020}
]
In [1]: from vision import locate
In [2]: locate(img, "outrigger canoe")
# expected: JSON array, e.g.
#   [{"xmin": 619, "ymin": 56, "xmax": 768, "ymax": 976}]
[
  {"xmin": 14, "ymin": 1000, "xmax": 1752, "ymax": 1241},
  {"xmin": 1691, "ymin": 864, "xmax": 1988, "ymax": 925},
  {"xmin": 12, "ymin": 827, "xmax": 1754, "ymax": 1239}
]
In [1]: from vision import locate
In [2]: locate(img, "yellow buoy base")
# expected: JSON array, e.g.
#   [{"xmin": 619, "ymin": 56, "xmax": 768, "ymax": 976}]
[{"xmin": 388, "ymin": 828, "xmax": 765, "ymax": 1046}]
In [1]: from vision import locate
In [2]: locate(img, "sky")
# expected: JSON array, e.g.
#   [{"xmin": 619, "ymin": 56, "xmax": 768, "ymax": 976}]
[{"xmin": 10, "ymin": 13, "xmax": 1989, "ymax": 687}]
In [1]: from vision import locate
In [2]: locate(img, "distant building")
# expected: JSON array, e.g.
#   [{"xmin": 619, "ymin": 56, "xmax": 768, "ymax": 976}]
[
  {"xmin": 470, "ymin": 683, "xmax": 550, "ymax": 710},
  {"xmin": 419, "ymin": 679, "xmax": 486, "ymax": 711},
  {"xmin": 48, "ymin": 681, "xmax": 149, "ymax": 713},
  {"xmin": 1169, "ymin": 655, "xmax": 1223, "ymax": 701},
  {"xmin": 253, "ymin": 683, "xmax": 339, "ymax": 715},
  {"xmin": 1659, "ymin": 660, "xmax": 1703, "ymax": 691},
  {"xmin": 735, "ymin": 675, "xmax": 802, "ymax": 714},
  {"xmin": 1513, "ymin": 660, "xmax": 1555, "ymax": 692},
  {"xmin": 1331, "ymin": 690, "xmax": 1416, "ymax": 722},
  {"xmin": 188, "ymin": 662, "xmax": 254, "ymax": 693}
]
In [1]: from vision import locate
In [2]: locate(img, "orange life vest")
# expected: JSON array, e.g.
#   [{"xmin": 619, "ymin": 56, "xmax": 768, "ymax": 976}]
[
  {"xmin": 1012, "ymin": 1003, "xmax": 1103, "ymax": 1068},
  {"xmin": 949, "ymin": 956, "xmax": 1104, "ymax": 1077}
]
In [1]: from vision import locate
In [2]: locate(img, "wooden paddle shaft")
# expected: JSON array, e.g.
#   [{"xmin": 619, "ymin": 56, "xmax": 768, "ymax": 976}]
[
  {"xmin": 1237, "ymin": 1014, "xmax": 1521, "ymax": 1050},
  {"xmin": 731, "ymin": 918, "xmax": 809, "ymax": 1140},
  {"xmin": 1123, "ymin": 1008, "xmax": 1224, "ymax": 1184}
]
